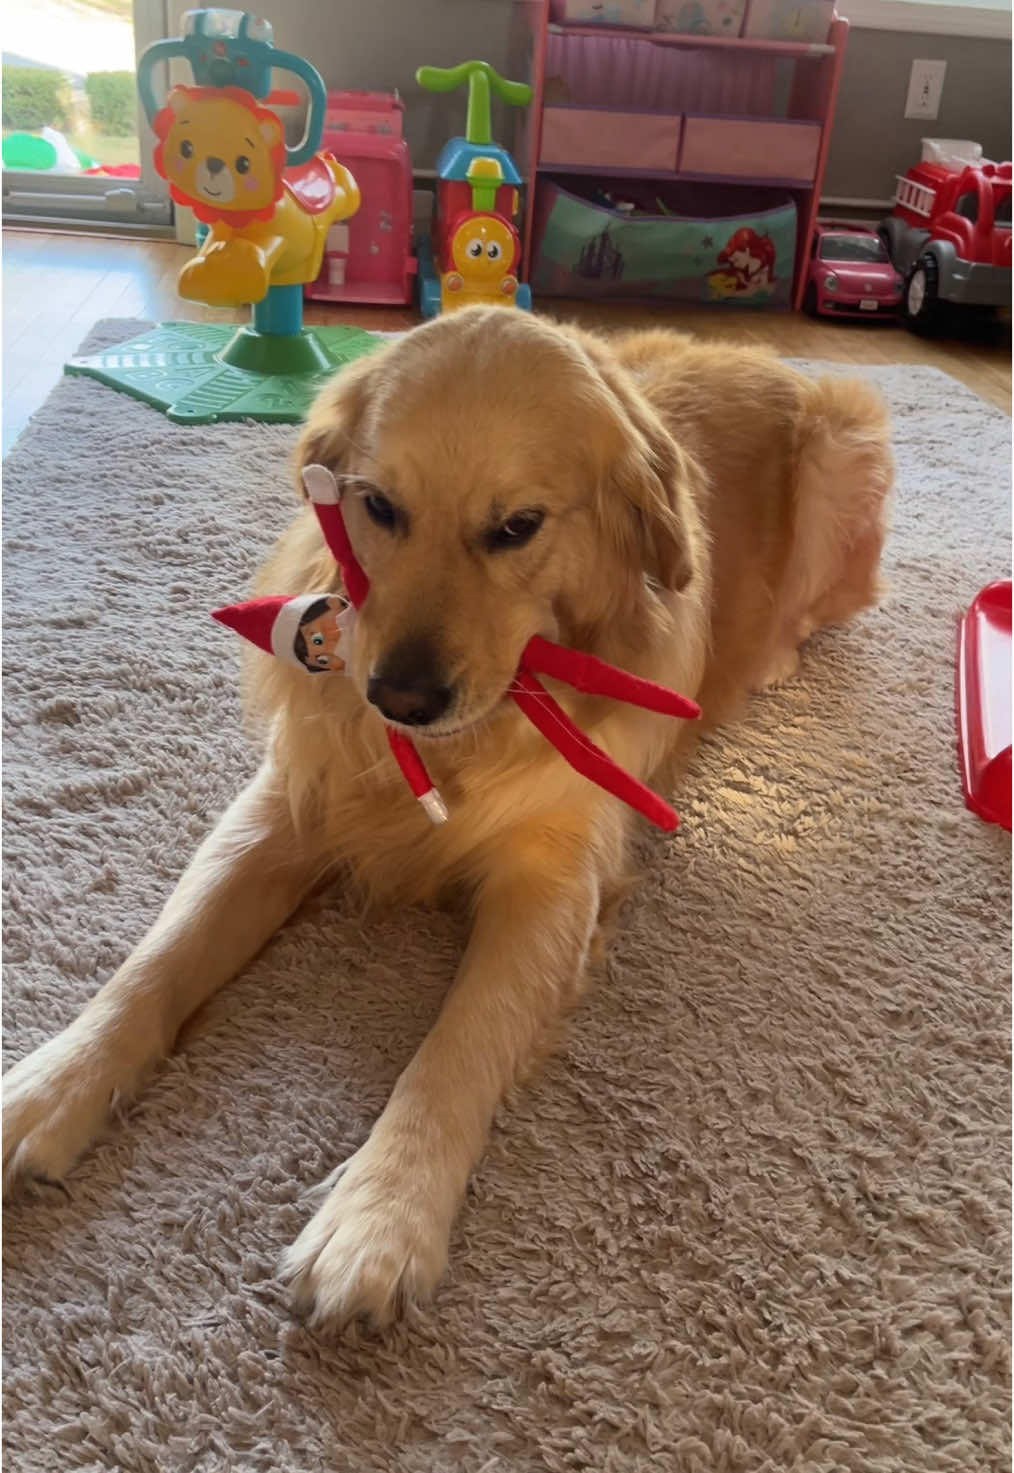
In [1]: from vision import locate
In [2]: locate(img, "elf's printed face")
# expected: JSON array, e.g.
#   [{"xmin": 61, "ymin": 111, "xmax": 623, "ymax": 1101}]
[{"xmin": 295, "ymin": 597, "xmax": 348, "ymax": 673}]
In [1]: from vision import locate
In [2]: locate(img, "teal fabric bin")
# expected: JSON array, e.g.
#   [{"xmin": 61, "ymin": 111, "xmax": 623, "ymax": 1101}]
[{"xmin": 531, "ymin": 178, "xmax": 797, "ymax": 306}]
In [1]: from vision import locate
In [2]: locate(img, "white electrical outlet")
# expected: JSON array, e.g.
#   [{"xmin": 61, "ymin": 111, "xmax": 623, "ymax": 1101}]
[{"xmin": 905, "ymin": 59, "xmax": 947, "ymax": 121}]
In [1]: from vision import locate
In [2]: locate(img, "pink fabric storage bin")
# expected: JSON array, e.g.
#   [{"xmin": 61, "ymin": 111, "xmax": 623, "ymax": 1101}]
[
  {"xmin": 680, "ymin": 115, "xmax": 820, "ymax": 183},
  {"xmin": 742, "ymin": 0, "xmax": 833, "ymax": 41},
  {"xmin": 540, "ymin": 106, "xmax": 682, "ymax": 172},
  {"xmin": 655, "ymin": 0, "xmax": 746, "ymax": 35},
  {"xmin": 545, "ymin": 31, "xmax": 777, "ymax": 116},
  {"xmin": 554, "ymin": 0, "xmax": 659, "ymax": 24}
]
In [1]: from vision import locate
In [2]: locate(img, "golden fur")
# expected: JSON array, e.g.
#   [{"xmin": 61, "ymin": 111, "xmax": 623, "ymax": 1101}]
[{"xmin": 2, "ymin": 308, "xmax": 892, "ymax": 1329}]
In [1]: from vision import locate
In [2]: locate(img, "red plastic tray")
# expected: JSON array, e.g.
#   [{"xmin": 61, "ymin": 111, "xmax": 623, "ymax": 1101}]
[{"xmin": 956, "ymin": 579, "xmax": 1012, "ymax": 831}]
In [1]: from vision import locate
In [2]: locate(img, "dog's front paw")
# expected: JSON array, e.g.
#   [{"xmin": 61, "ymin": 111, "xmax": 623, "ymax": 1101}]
[
  {"xmin": 756, "ymin": 643, "xmax": 801, "ymax": 691},
  {"xmin": 3, "ymin": 1022, "xmax": 151, "ymax": 1195},
  {"xmin": 279, "ymin": 1144, "xmax": 452, "ymax": 1331}
]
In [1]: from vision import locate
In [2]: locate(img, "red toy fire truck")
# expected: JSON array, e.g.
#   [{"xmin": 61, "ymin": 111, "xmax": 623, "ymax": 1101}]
[{"xmin": 880, "ymin": 139, "xmax": 1011, "ymax": 333}]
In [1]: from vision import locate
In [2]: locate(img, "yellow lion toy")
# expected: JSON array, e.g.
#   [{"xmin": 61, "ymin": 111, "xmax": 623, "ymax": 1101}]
[{"xmin": 153, "ymin": 85, "xmax": 359, "ymax": 308}]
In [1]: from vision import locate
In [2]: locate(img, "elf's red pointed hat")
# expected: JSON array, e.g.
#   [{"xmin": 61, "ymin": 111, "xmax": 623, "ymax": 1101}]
[{"xmin": 212, "ymin": 595, "xmax": 332, "ymax": 665}]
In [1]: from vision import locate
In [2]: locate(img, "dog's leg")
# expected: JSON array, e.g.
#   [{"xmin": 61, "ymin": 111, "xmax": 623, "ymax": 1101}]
[
  {"xmin": 280, "ymin": 822, "xmax": 604, "ymax": 1329},
  {"xmin": 3, "ymin": 762, "xmax": 323, "ymax": 1194}
]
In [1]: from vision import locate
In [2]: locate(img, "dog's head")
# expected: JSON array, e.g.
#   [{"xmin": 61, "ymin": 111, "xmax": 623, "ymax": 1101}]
[{"xmin": 294, "ymin": 308, "xmax": 701, "ymax": 738}]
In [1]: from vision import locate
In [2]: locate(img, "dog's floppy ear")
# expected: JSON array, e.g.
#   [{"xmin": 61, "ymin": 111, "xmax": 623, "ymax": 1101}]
[
  {"xmin": 583, "ymin": 346, "xmax": 703, "ymax": 594},
  {"xmin": 291, "ymin": 350, "xmax": 383, "ymax": 500}
]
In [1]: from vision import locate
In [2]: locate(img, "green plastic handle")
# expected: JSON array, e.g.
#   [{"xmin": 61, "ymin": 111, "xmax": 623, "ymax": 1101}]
[{"xmin": 415, "ymin": 60, "xmax": 532, "ymax": 146}]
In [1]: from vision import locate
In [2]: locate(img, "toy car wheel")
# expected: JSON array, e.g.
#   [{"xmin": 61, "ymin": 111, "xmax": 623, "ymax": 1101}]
[
  {"xmin": 901, "ymin": 253, "xmax": 942, "ymax": 335},
  {"xmin": 803, "ymin": 281, "xmax": 818, "ymax": 315}
]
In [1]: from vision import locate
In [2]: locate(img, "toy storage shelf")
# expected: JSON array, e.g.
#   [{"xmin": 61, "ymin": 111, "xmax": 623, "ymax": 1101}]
[
  {"xmin": 549, "ymin": 22, "xmax": 835, "ymax": 57},
  {"xmin": 537, "ymin": 163, "xmax": 819, "ymax": 187},
  {"xmin": 516, "ymin": 2, "xmax": 849, "ymax": 310}
]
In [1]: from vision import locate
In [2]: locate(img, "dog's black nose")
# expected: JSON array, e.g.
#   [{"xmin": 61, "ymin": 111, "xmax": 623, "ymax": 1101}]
[
  {"xmin": 368, "ymin": 679, "xmax": 452, "ymax": 726},
  {"xmin": 367, "ymin": 638, "xmax": 454, "ymax": 727},
  {"xmin": 206, "ymin": 156, "xmax": 225, "ymax": 175}
]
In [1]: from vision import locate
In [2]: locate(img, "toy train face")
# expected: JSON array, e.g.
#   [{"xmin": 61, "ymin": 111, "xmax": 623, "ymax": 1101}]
[
  {"xmin": 436, "ymin": 174, "xmax": 523, "ymax": 312},
  {"xmin": 440, "ymin": 209, "xmax": 521, "ymax": 311}
]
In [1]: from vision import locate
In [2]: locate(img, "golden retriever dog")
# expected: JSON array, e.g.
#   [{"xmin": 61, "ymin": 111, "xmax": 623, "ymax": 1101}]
[{"xmin": 2, "ymin": 307, "xmax": 892, "ymax": 1329}]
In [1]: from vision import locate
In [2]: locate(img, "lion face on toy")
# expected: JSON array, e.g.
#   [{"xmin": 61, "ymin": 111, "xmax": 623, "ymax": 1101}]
[{"xmin": 153, "ymin": 85, "xmax": 286, "ymax": 220}]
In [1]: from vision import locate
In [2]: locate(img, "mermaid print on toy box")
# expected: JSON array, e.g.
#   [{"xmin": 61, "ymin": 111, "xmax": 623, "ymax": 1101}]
[{"xmin": 531, "ymin": 179, "xmax": 797, "ymax": 306}]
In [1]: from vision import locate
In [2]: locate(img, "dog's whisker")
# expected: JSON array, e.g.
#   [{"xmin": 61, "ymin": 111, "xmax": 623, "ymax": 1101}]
[
  {"xmin": 336, "ymin": 427, "xmax": 380, "ymax": 466},
  {"xmin": 335, "ymin": 473, "xmax": 387, "ymax": 499}
]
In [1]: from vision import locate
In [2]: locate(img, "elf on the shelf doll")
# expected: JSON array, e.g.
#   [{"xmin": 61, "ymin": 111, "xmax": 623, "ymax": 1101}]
[{"xmin": 213, "ymin": 465, "xmax": 700, "ymax": 831}]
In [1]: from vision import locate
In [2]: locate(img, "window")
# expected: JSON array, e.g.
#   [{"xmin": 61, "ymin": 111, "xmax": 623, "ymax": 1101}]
[{"xmin": 2, "ymin": 0, "xmax": 171, "ymax": 228}]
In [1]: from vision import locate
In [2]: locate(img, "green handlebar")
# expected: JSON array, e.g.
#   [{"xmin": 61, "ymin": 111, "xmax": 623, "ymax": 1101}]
[{"xmin": 415, "ymin": 60, "xmax": 532, "ymax": 146}]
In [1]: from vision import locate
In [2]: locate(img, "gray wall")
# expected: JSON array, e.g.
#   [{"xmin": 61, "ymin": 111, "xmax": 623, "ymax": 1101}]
[
  {"xmin": 168, "ymin": 1, "xmax": 1011, "ymax": 196},
  {"xmin": 824, "ymin": 27, "xmax": 1012, "ymax": 202}
]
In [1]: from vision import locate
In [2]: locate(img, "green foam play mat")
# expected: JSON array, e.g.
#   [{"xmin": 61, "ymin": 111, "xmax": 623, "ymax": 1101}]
[{"xmin": 65, "ymin": 320, "xmax": 383, "ymax": 425}]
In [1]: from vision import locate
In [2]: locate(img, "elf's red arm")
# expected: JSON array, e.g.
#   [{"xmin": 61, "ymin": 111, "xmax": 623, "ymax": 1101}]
[
  {"xmin": 510, "ymin": 671, "xmax": 681, "ymax": 833},
  {"xmin": 522, "ymin": 635, "xmax": 701, "ymax": 722},
  {"xmin": 302, "ymin": 464, "xmax": 370, "ymax": 608},
  {"xmin": 304, "ymin": 465, "xmax": 445, "ymax": 819}
]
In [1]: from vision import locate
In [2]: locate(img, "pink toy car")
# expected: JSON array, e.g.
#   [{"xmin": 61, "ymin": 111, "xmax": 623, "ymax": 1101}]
[{"xmin": 804, "ymin": 222, "xmax": 903, "ymax": 318}]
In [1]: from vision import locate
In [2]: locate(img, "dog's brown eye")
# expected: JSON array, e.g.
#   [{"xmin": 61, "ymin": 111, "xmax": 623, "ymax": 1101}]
[
  {"xmin": 488, "ymin": 509, "xmax": 544, "ymax": 552},
  {"xmin": 363, "ymin": 491, "xmax": 398, "ymax": 530}
]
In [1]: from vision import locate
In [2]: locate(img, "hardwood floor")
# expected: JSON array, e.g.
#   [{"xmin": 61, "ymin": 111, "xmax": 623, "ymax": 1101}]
[{"xmin": 3, "ymin": 226, "xmax": 1010, "ymax": 454}]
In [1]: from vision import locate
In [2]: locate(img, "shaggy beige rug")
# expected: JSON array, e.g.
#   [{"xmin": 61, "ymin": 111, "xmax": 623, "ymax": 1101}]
[{"xmin": 3, "ymin": 320, "xmax": 1010, "ymax": 1473}]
